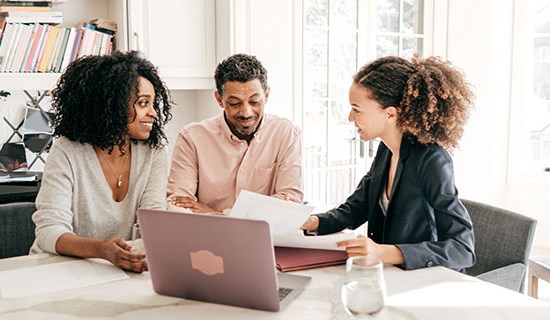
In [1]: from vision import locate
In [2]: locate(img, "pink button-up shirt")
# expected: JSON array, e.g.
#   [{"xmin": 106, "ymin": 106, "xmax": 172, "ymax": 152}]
[{"xmin": 167, "ymin": 114, "xmax": 303, "ymax": 211}]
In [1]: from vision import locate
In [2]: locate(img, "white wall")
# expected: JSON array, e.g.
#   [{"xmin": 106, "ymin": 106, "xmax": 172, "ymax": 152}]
[
  {"xmin": 447, "ymin": 0, "xmax": 513, "ymax": 203},
  {"xmin": 446, "ymin": 0, "xmax": 550, "ymax": 248},
  {"xmin": 164, "ymin": 90, "xmax": 220, "ymax": 162}
]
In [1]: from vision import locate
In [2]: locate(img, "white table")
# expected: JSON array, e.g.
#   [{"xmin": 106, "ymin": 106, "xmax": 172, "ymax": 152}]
[{"xmin": 0, "ymin": 253, "xmax": 549, "ymax": 320}]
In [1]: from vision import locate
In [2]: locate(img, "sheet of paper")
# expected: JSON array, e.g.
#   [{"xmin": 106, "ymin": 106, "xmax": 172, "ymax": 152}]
[
  {"xmin": 230, "ymin": 190, "xmax": 314, "ymax": 237},
  {"xmin": 274, "ymin": 231, "xmax": 357, "ymax": 251},
  {"xmin": 0, "ymin": 258, "xmax": 129, "ymax": 299}
]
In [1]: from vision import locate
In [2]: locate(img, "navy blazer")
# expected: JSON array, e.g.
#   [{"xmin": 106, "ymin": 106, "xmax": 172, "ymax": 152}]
[{"xmin": 316, "ymin": 136, "xmax": 475, "ymax": 271}]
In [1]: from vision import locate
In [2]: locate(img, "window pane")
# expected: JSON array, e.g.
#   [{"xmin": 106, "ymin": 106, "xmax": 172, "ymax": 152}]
[
  {"xmin": 403, "ymin": 0, "xmax": 424, "ymax": 34},
  {"xmin": 330, "ymin": 0, "xmax": 358, "ymax": 28},
  {"xmin": 327, "ymin": 100, "xmax": 355, "ymax": 166},
  {"xmin": 402, "ymin": 36, "xmax": 423, "ymax": 58},
  {"xmin": 377, "ymin": 0, "xmax": 400, "ymax": 33},
  {"xmin": 303, "ymin": 100, "xmax": 328, "ymax": 202},
  {"xmin": 305, "ymin": 0, "xmax": 328, "ymax": 26},
  {"xmin": 304, "ymin": 28, "xmax": 328, "ymax": 98},
  {"xmin": 329, "ymin": 29, "xmax": 357, "ymax": 99},
  {"xmin": 531, "ymin": 1, "xmax": 550, "ymax": 171},
  {"xmin": 303, "ymin": 100, "xmax": 328, "ymax": 168},
  {"xmin": 377, "ymin": 35, "xmax": 399, "ymax": 56},
  {"xmin": 327, "ymin": 100, "xmax": 358, "ymax": 204}
]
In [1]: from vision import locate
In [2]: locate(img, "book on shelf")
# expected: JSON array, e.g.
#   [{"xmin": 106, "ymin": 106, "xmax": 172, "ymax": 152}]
[
  {"xmin": 52, "ymin": 25, "xmax": 69, "ymax": 72},
  {"xmin": 3, "ymin": 22, "xmax": 21, "ymax": 72},
  {"xmin": 0, "ymin": 10, "xmax": 60, "ymax": 16},
  {"xmin": 0, "ymin": 22, "xmax": 14, "ymax": 70},
  {"xmin": 89, "ymin": 18, "xmax": 116, "ymax": 33},
  {"xmin": 47, "ymin": 24, "xmax": 64, "ymax": 71},
  {"xmin": 0, "ymin": 1, "xmax": 53, "ymax": 7},
  {"xmin": 7, "ymin": 21, "xmax": 31, "ymax": 72},
  {"xmin": 58, "ymin": 25, "xmax": 74, "ymax": 71},
  {"xmin": 31, "ymin": 23, "xmax": 49, "ymax": 71},
  {"xmin": 0, "ymin": 4, "xmax": 52, "ymax": 12},
  {"xmin": 18, "ymin": 21, "xmax": 37, "ymax": 72},
  {"xmin": 37, "ymin": 24, "xmax": 56, "ymax": 72},
  {"xmin": 21, "ymin": 22, "xmax": 41, "ymax": 72},
  {"xmin": 25, "ymin": 21, "xmax": 45, "ymax": 71}
]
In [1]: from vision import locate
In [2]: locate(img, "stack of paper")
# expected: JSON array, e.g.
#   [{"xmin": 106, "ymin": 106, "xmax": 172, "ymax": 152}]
[{"xmin": 230, "ymin": 190, "xmax": 355, "ymax": 272}]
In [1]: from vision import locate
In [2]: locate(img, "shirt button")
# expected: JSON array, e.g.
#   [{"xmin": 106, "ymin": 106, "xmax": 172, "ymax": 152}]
[{"xmin": 427, "ymin": 261, "xmax": 433, "ymax": 267}]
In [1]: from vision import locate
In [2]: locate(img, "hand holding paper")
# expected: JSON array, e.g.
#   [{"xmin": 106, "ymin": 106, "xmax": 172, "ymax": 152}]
[{"xmin": 230, "ymin": 190, "xmax": 314, "ymax": 237}]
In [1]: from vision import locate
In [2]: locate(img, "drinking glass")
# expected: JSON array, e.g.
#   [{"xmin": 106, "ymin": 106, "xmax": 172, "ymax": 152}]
[
  {"xmin": 130, "ymin": 222, "xmax": 145, "ymax": 255},
  {"xmin": 341, "ymin": 256, "xmax": 386, "ymax": 318}
]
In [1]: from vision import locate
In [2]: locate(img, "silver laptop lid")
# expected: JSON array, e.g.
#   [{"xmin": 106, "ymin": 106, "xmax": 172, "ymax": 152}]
[{"xmin": 137, "ymin": 208, "xmax": 283, "ymax": 311}]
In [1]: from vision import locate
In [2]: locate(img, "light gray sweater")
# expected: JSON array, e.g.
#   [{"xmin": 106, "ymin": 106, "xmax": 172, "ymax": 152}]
[{"xmin": 31, "ymin": 137, "xmax": 167, "ymax": 254}]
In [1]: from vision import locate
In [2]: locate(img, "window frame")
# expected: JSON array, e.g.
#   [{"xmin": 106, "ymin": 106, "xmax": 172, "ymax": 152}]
[{"xmin": 295, "ymin": 0, "xmax": 447, "ymax": 205}]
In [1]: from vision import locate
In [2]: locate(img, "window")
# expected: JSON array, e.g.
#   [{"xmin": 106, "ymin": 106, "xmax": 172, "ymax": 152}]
[
  {"xmin": 301, "ymin": 0, "xmax": 439, "ymax": 206},
  {"xmin": 509, "ymin": 0, "xmax": 550, "ymax": 183}
]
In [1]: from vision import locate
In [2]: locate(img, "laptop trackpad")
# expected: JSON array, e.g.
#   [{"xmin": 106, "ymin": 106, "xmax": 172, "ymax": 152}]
[{"xmin": 276, "ymin": 273, "xmax": 311, "ymax": 303}]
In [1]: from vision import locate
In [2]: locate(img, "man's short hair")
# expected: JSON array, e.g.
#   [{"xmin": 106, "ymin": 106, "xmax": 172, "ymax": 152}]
[{"xmin": 214, "ymin": 53, "xmax": 268, "ymax": 95}]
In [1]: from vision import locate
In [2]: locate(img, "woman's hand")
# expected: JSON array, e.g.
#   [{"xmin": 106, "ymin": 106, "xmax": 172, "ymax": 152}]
[
  {"xmin": 336, "ymin": 235, "xmax": 382, "ymax": 258},
  {"xmin": 300, "ymin": 215, "xmax": 319, "ymax": 232},
  {"xmin": 169, "ymin": 196, "xmax": 221, "ymax": 214},
  {"xmin": 336, "ymin": 235, "xmax": 405, "ymax": 265},
  {"xmin": 98, "ymin": 238, "xmax": 148, "ymax": 273}
]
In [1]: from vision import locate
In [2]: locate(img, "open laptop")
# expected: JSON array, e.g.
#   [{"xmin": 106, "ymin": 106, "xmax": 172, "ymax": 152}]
[{"xmin": 137, "ymin": 208, "xmax": 311, "ymax": 312}]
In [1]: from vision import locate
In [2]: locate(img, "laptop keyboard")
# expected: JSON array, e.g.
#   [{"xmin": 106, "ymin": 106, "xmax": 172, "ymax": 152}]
[{"xmin": 278, "ymin": 287, "xmax": 294, "ymax": 301}]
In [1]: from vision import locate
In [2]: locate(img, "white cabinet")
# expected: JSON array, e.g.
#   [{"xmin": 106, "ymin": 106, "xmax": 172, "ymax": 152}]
[{"xmin": 127, "ymin": 0, "xmax": 216, "ymax": 90}]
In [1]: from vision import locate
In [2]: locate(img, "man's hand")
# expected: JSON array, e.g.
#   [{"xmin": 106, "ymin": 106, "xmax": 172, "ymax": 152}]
[{"xmin": 169, "ymin": 196, "xmax": 221, "ymax": 213}]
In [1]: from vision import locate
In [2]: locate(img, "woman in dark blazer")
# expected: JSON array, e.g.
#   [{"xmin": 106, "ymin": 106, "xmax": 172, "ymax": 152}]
[{"xmin": 301, "ymin": 55, "xmax": 476, "ymax": 271}]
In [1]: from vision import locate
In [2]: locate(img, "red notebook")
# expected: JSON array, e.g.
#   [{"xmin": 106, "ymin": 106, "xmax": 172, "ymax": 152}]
[{"xmin": 274, "ymin": 246, "xmax": 348, "ymax": 272}]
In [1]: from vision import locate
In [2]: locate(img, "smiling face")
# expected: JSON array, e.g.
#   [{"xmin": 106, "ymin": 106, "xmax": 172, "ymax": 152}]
[
  {"xmin": 127, "ymin": 77, "xmax": 157, "ymax": 140},
  {"xmin": 348, "ymin": 83, "xmax": 395, "ymax": 142},
  {"xmin": 215, "ymin": 79, "xmax": 269, "ymax": 140}
]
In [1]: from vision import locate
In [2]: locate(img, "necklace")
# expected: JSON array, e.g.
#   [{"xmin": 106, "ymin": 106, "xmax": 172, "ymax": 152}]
[{"xmin": 101, "ymin": 150, "xmax": 129, "ymax": 188}]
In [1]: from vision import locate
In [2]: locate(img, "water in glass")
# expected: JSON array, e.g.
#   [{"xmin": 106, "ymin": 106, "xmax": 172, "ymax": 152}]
[{"xmin": 341, "ymin": 256, "xmax": 386, "ymax": 318}]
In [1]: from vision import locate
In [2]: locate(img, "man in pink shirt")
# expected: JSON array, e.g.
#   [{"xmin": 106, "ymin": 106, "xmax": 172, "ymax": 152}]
[{"xmin": 167, "ymin": 54, "xmax": 303, "ymax": 213}]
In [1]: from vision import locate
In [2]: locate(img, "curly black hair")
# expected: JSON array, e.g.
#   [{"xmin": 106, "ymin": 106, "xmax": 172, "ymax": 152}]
[
  {"xmin": 214, "ymin": 53, "xmax": 268, "ymax": 95},
  {"xmin": 50, "ymin": 50, "xmax": 173, "ymax": 152},
  {"xmin": 354, "ymin": 55, "xmax": 475, "ymax": 150}
]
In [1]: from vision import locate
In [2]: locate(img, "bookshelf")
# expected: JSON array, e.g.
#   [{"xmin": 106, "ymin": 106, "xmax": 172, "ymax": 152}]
[
  {"xmin": 0, "ymin": 0, "xmax": 126, "ymax": 91},
  {"xmin": 0, "ymin": 0, "xmax": 218, "ymax": 91}
]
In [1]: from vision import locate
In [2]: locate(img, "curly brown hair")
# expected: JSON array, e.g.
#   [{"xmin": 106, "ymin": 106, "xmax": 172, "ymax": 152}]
[
  {"xmin": 354, "ymin": 55, "xmax": 474, "ymax": 150},
  {"xmin": 51, "ymin": 51, "xmax": 173, "ymax": 152},
  {"xmin": 214, "ymin": 53, "xmax": 268, "ymax": 95}
]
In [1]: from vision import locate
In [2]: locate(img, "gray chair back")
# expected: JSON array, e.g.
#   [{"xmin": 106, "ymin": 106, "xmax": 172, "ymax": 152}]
[
  {"xmin": 0, "ymin": 202, "xmax": 36, "ymax": 259},
  {"xmin": 462, "ymin": 199, "xmax": 537, "ymax": 292}
]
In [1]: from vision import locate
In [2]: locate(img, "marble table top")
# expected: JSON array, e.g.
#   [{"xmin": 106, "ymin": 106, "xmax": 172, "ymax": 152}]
[{"xmin": 0, "ymin": 253, "xmax": 549, "ymax": 320}]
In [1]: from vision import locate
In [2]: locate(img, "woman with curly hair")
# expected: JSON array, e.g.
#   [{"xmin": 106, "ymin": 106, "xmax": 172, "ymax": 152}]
[
  {"xmin": 301, "ymin": 55, "xmax": 476, "ymax": 271},
  {"xmin": 30, "ymin": 51, "xmax": 173, "ymax": 273}
]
